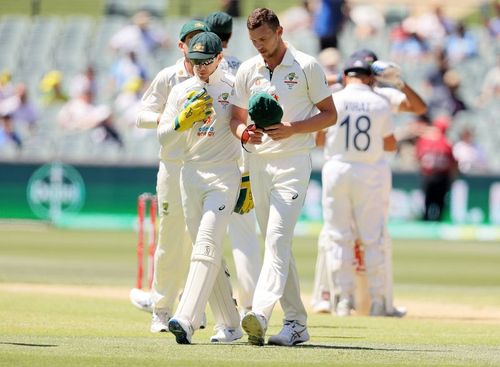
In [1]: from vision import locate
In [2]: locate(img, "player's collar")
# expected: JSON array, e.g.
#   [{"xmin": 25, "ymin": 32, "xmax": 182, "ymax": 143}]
[
  {"xmin": 194, "ymin": 65, "xmax": 225, "ymax": 86},
  {"xmin": 176, "ymin": 57, "xmax": 192, "ymax": 77},
  {"xmin": 256, "ymin": 44, "xmax": 295, "ymax": 70},
  {"xmin": 344, "ymin": 83, "xmax": 372, "ymax": 91}
]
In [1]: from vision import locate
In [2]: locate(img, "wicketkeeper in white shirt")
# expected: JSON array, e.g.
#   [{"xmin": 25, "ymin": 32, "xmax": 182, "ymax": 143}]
[
  {"xmin": 158, "ymin": 32, "xmax": 243, "ymax": 344},
  {"xmin": 230, "ymin": 8, "xmax": 337, "ymax": 346}
]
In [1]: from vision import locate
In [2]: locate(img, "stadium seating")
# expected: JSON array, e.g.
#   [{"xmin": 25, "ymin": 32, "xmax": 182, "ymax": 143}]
[{"xmin": 0, "ymin": 13, "xmax": 498, "ymax": 171}]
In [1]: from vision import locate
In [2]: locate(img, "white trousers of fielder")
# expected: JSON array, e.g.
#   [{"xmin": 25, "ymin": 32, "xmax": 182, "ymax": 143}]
[{"xmin": 249, "ymin": 152, "xmax": 311, "ymax": 325}]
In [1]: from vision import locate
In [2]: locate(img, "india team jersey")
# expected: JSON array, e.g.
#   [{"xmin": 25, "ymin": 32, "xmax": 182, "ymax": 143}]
[
  {"xmin": 324, "ymin": 83, "xmax": 394, "ymax": 164},
  {"xmin": 158, "ymin": 67, "xmax": 241, "ymax": 164},
  {"xmin": 138, "ymin": 58, "xmax": 191, "ymax": 162},
  {"xmin": 374, "ymin": 86, "xmax": 406, "ymax": 113},
  {"xmin": 231, "ymin": 45, "xmax": 331, "ymax": 155}
]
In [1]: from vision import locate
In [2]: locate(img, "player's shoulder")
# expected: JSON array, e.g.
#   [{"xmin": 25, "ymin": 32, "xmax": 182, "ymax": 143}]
[
  {"xmin": 287, "ymin": 47, "xmax": 321, "ymax": 71},
  {"xmin": 170, "ymin": 77, "xmax": 198, "ymax": 96},
  {"xmin": 155, "ymin": 60, "xmax": 188, "ymax": 81},
  {"xmin": 220, "ymin": 71, "xmax": 235, "ymax": 88},
  {"xmin": 238, "ymin": 55, "xmax": 262, "ymax": 73}
]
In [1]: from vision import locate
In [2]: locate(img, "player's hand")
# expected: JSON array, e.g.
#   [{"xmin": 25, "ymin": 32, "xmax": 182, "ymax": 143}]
[
  {"xmin": 264, "ymin": 121, "xmax": 294, "ymax": 141},
  {"xmin": 241, "ymin": 124, "xmax": 264, "ymax": 145},
  {"xmin": 174, "ymin": 89, "xmax": 213, "ymax": 131},
  {"xmin": 371, "ymin": 60, "xmax": 405, "ymax": 89},
  {"xmin": 234, "ymin": 172, "xmax": 254, "ymax": 214}
]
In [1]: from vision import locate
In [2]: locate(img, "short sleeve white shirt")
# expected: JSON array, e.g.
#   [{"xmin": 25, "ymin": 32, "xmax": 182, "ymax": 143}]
[
  {"xmin": 230, "ymin": 46, "xmax": 331, "ymax": 155},
  {"xmin": 325, "ymin": 84, "xmax": 394, "ymax": 164},
  {"xmin": 373, "ymin": 86, "xmax": 406, "ymax": 113}
]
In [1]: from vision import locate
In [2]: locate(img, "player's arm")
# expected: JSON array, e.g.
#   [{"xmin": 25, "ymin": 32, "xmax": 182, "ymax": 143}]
[
  {"xmin": 265, "ymin": 96, "xmax": 337, "ymax": 141},
  {"xmin": 383, "ymin": 134, "xmax": 397, "ymax": 151},
  {"xmin": 230, "ymin": 105, "xmax": 264, "ymax": 145},
  {"xmin": 137, "ymin": 72, "xmax": 168, "ymax": 129},
  {"xmin": 398, "ymin": 83, "xmax": 427, "ymax": 115}
]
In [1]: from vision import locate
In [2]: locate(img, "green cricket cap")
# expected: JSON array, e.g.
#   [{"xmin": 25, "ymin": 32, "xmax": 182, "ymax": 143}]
[
  {"xmin": 179, "ymin": 19, "xmax": 209, "ymax": 42},
  {"xmin": 248, "ymin": 92, "xmax": 283, "ymax": 129},
  {"xmin": 205, "ymin": 11, "xmax": 233, "ymax": 34},
  {"xmin": 188, "ymin": 32, "xmax": 223, "ymax": 60}
]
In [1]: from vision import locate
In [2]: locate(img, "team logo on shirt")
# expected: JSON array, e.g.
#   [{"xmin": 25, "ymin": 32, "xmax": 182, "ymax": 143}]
[
  {"xmin": 218, "ymin": 92, "xmax": 230, "ymax": 109},
  {"xmin": 284, "ymin": 72, "xmax": 299, "ymax": 89},
  {"xmin": 197, "ymin": 115, "xmax": 214, "ymax": 137}
]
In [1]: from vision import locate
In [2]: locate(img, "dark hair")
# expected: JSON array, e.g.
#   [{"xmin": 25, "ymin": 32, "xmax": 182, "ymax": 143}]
[
  {"xmin": 247, "ymin": 8, "xmax": 280, "ymax": 31},
  {"xmin": 213, "ymin": 32, "xmax": 231, "ymax": 43}
]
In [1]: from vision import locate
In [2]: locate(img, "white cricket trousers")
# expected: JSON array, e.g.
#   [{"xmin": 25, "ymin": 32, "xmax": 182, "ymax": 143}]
[
  {"xmin": 152, "ymin": 160, "xmax": 192, "ymax": 314},
  {"xmin": 311, "ymin": 160, "xmax": 394, "ymax": 309},
  {"xmin": 174, "ymin": 161, "xmax": 241, "ymax": 330},
  {"xmin": 249, "ymin": 152, "xmax": 311, "ymax": 325},
  {"xmin": 321, "ymin": 159, "xmax": 386, "ymax": 302},
  {"xmin": 227, "ymin": 210, "xmax": 261, "ymax": 311}
]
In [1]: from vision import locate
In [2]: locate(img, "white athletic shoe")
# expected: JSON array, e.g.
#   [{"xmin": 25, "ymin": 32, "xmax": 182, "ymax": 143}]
[
  {"xmin": 386, "ymin": 306, "xmax": 407, "ymax": 318},
  {"xmin": 210, "ymin": 326, "xmax": 243, "ymax": 343},
  {"xmin": 336, "ymin": 297, "xmax": 353, "ymax": 317},
  {"xmin": 370, "ymin": 299, "xmax": 386, "ymax": 317},
  {"xmin": 268, "ymin": 320, "xmax": 310, "ymax": 346},
  {"xmin": 168, "ymin": 317, "xmax": 193, "ymax": 344},
  {"xmin": 312, "ymin": 300, "xmax": 331, "ymax": 314},
  {"xmin": 129, "ymin": 288, "xmax": 153, "ymax": 313},
  {"xmin": 241, "ymin": 311, "xmax": 267, "ymax": 346},
  {"xmin": 150, "ymin": 310, "xmax": 170, "ymax": 333}
]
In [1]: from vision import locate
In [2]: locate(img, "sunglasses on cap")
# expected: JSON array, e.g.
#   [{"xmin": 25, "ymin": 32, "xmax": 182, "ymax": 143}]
[{"xmin": 191, "ymin": 57, "xmax": 216, "ymax": 67}]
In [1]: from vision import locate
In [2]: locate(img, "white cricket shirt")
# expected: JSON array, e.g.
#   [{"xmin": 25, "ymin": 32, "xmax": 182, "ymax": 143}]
[
  {"xmin": 231, "ymin": 45, "xmax": 331, "ymax": 155},
  {"xmin": 325, "ymin": 83, "xmax": 394, "ymax": 164},
  {"xmin": 158, "ymin": 66, "xmax": 241, "ymax": 164}
]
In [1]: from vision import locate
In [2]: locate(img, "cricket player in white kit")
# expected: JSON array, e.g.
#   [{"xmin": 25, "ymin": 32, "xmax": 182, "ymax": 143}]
[
  {"xmin": 135, "ymin": 18, "xmax": 261, "ymax": 336},
  {"xmin": 321, "ymin": 53, "xmax": 397, "ymax": 316},
  {"xmin": 158, "ymin": 32, "xmax": 243, "ymax": 344},
  {"xmin": 230, "ymin": 8, "xmax": 337, "ymax": 346},
  {"xmin": 312, "ymin": 49, "xmax": 427, "ymax": 317},
  {"xmin": 205, "ymin": 11, "xmax": 262, "ymax": 314},
  {"xmin": 135, "ymin": 20, "xmax": 209, "ymax": 332}
]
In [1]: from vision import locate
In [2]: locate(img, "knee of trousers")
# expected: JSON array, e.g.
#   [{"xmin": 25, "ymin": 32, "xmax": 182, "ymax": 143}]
[
  {"xmin": 363, "ymin": 245, "xmax": 385, "ymax": 274},
  {"xmin": 191, "ymin": 241, "xmax": 222, "ymax": 266}
]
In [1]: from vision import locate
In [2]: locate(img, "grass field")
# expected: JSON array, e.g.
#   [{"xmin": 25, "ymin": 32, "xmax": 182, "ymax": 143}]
[{"xmin": 1, "ymin": 224, "xmax": 500, "ymax": 366}]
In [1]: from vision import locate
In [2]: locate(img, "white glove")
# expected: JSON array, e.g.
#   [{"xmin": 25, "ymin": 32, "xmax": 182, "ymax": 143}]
[{"xmin": 371, "ymin": 60, "xmax": 405, "ymax": 89}]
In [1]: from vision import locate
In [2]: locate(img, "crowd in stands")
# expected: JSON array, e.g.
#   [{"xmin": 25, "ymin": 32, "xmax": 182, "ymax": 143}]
[{"xmin": 0, "ymin": 1, "xmax": 498, "ymax": 174}]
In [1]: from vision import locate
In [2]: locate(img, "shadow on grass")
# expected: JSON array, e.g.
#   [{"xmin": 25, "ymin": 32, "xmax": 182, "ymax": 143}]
[
  {"xmin": 296, "ymin": 344, "xmax": 448, "ymax": 352},
  {"xmin": 0, "ymin": 341, "xmax": 58, "ymax": 348}
]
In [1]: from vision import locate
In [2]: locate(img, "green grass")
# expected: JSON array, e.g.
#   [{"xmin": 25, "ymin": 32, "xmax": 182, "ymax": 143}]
[{"xmin": 1, "ymin": 226, "xmax": 500, "ymax": 366}]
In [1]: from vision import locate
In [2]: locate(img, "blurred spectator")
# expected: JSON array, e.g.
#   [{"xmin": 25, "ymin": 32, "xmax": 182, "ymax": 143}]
[
  {"xmin": 57, "ymin": 89, "xmax": 123, "ymax": 147},
  {"xmin": 111, "ymin": 51, "xmax": 147, "ymax": 92},
  {"xmin": 415, "ymin": 116, "xmax": 458, "ymax": 221},
  {"xmin": 452, "ymin": 128, "xmax": 489, "ymax": 174},
  {"xmin": 280, "ymin": 1, "xmax": 314, "ymax": 34},
  {"xmin": 390, "ymin": 20, "xmax": 431, "ymax": 62},
  {"xmin": 70, "ymin": 66, "xmax": 97, "ymax": 103},
  {"xmin": 0, "ymin": 70, "xmax": 15, "ymax": 100},
  {"xmin": 0, "ymin": 83, "xmax": 38, "ymax": 134},
  {"xmin": 39, "ymin": 70, "xmax": 69, "ymax": 106},
  {"xmin": 426, "ymin": 51, "xmax": 467, "ymax": 117},
  {"xmin": 445, "ymin": 22, "xmax": 478, "ymax": 64},
  {"xmin": 350, "ymin": 4, "xmax": 385, "ymax": 39},
  {"xmin": 0, "ymin": 115, "xmax": 22, "ymax": 149},
  {"xmin": 486, "ymin": 1, "xmax": 500, "ymax": 39},
  {"xmin": 114, "ymin": 77, "xmax": 144, "ymax": 130},
  {"xmin": 109, "ymin": 11, "xmax": 169, "ymax": 57},
  {"xmin": 317, "ymin": 47, "xmax": 343, "ymax": 92},
  {"xmin": 476, "ymin": 54, "xmax": 500, "ymax": 106},
  {"xmin": 413, "ymin": 5, "xmax": 455, "ymax": 47},
  {"xmin": 313, "ymin": 0, "xmax": 347, "ymax": 50},
  {"xmin": 220, "ymin": 0, "xmax": 240, "ymax": 17}
]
